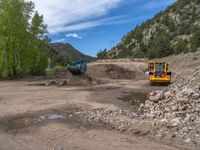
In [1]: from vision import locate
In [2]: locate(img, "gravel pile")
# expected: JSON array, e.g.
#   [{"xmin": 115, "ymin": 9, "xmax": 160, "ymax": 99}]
[
  {"xmin": 139, "ymin": 67, "xmax": 200, "ymax": 145},
  {"xmin": 72, "ymin": 109, "xmax": 152, "ymax": 134}
]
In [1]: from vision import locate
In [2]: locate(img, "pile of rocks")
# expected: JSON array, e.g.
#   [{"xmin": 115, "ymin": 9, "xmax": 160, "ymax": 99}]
[
  {"xmin": 139, "ymin": 67, "xmax": 200, "ymax": 144},
  {"xmin": 77, "ymin": 109, "xmax": 137, "ymax": 120},
  {"xmin": 74, "ymin": 109, "xmax": 152, "ymax": 134},
  {"xmin": 43, "ymin": 75, "xmax": 97, "ymax": 86},
  {"xmin": 139, "ymin": 85, "xmax": 200, "ymax": 125},
  {"xmin": 45, "ymin": 80, "xmax": 68, "ymax": 86}
]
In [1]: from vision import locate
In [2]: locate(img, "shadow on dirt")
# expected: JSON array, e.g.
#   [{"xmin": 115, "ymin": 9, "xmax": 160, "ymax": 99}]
[{"xmin": 118, "ymin": 91, "xmax": 148, "ymax": 111}]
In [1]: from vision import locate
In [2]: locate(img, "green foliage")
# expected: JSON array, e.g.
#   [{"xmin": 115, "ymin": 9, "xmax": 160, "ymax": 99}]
[
  {"xmin": 97, "ymin": 49, "xmax": 108, "ymax": 59},
  {"xmin": 173, "ymin": 39, "xmax": 188, "ymax": 54},
  {"xmin": 134, "ymin": 26, "xmax": 143, "ymax": 42},
  {"xmin": 191, "ymin": 31, "xmax": 200, "ymax": 52},
  {"xmin": 161, "ymin": 15, "xmax": 170, "ymax": 26},
  {"xmin": 50, "ymin": 53, "xmax": 72, "ymax": 68},
  {"xmin": 117, "ymin": 47, "xmax": 133, "ymax": 58},
  {"xmin": 133, "ymin": 49, "xmax": 145, "ymax": 58},
  {"xmin": 46, "ymin": 65, "xmax": 67, "ymax": 77},
  {"xmin": 47, "ymin": 43, "xmax": 93, "ymax": 67},
  {"xmin": 147, "ymin": 32, "xmax": 173, "ymax": 59},
  {"xmin": 0, "ymin": 0, "xmax": 49, "ymax": 78},
  {"xmin": 178, "ymin": 24, "xmax": 191, "ymax": 35}
]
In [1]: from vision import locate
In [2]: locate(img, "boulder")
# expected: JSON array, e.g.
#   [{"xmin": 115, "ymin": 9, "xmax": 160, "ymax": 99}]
[{"xmin": 149, "ymin": 91, "xmax": 165, "ymax": 102}]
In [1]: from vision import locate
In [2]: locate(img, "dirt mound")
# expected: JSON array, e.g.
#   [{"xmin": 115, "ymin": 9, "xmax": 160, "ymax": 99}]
[
  {"xmin": 32, "ymin": 75, "xmax": 99, "ymax": 86},
  {"xmin": 67, "ymin": 75, "xmax": 94, "ymax": 85},
  {"xmin": 87, "ymin": 64, "xmax": 143, "ymax": 80}
]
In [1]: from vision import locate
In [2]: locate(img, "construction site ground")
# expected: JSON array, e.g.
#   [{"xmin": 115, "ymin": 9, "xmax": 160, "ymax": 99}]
[{"xmin": 1, "ymin": 54, "xmax": 200, "ymax": 150}]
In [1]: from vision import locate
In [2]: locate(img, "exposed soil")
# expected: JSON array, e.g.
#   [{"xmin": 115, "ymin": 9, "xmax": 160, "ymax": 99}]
[
  {"xmin": 0, "ymin": 59, "xmax": 193, "ymax": 150},
  {"xmin": 87, "ymin": 63, "xmax": 145, "ymax": 80},
  {"xmin": 119, "ymin": 91, "xmax": 148, "ymax": 111}
]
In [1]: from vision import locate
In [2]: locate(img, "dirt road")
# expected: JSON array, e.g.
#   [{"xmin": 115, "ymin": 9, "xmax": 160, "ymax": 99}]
[
  {"xmin": 0, "ymin": 79, "xmax": 184, "ymax": 150},
  {"xmin": 0, "ymin": 61, "xmax": 188, "ymax": 150}
]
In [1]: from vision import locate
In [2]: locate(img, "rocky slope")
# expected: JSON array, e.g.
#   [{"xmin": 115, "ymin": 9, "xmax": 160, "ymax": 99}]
[
  {"xmin": 138, "ymin": 66, "xmax": 200, "ymax": 147},
  {"xmin": 109, "ymin": 0, "xmax": 200, "ymax": 59}
]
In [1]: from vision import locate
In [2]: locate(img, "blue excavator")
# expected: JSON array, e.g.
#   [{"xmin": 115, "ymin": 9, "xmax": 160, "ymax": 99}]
[{"xmin": 68, "ymin": 60, "xmax": 87, "ymax": 75}]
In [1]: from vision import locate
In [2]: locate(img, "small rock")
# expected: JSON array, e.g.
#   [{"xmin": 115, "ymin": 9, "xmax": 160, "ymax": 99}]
[
  {"xmin": 150, "ymin": 91, "xmax": 156, "ymax": 96},
  {"xmin": 178, "ymin": 98, "xmax": 190, "ymax": 104},
  {"xmin": 182, "ymin": 88, "xmax": 195, "ymax": 96},
  {"xmin": 172, "ymin": 106, "xmax": 178, "ymax": 111},
  {"xmin": 140, "ymin": 103, "xmax": 144, "ymax": 108},
  {"xmin": 149, "ymin": 91, "xmax": 165, "ymax": 102},
  {"xmin": 171, "ymin": 118, "xmax": 180, "ymax": 126},
  {"xmin": 165, "ymin": 107, "xmax": 170, "ymax": 112},
  {"xmin": 160, "ymin": 118, "xmax": 168, "ymax": 124},
  {"xmin": 185, "ymin": 114, "xmax": 191, "ymax": 122},
  {"xmin": 184, "ymin": 138, "xmax": 191, "ymax": 143},
  {"xmin": 45, "ymin": 80, "xmax": 56, "ymax": 86},
  {"xmin": 182, "ymin": 127, "xmax": 189, "ymax": 134},
  {"xmin": 193, "ymin": 93, "xmax": 200, "ymax": 100},
  {"xmin": 60, "ymin": 80, "xmax": 68, "ymax": 86}
]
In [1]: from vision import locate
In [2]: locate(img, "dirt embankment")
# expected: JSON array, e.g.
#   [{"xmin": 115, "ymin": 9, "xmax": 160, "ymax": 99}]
[
  {"xmin": 87, "ymin": 62, "xmax": 146, "ymax": 80},
  {"xmin": 32, "ymin": 61, "xmax": 147, "ymax": 87},
  {"xmin": 87, "ymin": 64, "xmax": 137, "ymax": 80}
]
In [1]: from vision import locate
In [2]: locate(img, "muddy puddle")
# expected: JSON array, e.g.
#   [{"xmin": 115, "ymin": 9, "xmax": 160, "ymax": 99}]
[
  {"xmin": 2, "ymin": 114, "xmax": 65, "ymax": 130},
  {"xmin": 118, "ymin": 91, "xmax": 148, "ymax": 111}
]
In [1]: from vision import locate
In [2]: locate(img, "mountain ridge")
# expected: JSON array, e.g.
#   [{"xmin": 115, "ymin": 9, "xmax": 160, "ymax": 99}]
[
  {"xmin": 47, "ymin": 43, "xmax": 94, "ymax": 66},
  {"xmin": 108, "ymin": 0, "xmax": 200, "ymax": 59}
]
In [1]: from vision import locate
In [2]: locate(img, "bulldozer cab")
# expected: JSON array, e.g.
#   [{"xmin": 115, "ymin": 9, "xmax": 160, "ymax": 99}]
[
  {"xmin": 155, "ymin": 62, "xmax": 165, "ymax": 77},
  {"xmin": 147, "ymin": 62, "xmax": 171, "ymax": 85},
  {"xmin": 147, "ymin": 63, "xmax": 154, "ymax": 72}
]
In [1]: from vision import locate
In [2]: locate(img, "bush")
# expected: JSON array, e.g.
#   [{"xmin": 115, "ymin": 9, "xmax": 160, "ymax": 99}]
[
  {"xmin": 191, "ymin": 31, "xmax": 200, "ymax": 52},
  {"xmin": 133, "ymin": 49, "xmax": 145, "ymax": 58},
  {"xmin": 148, "ymin": 48, "xmax": 160, "ymax": 59},
  {"xmin": 46, "ymin": 66, "xmax": 67, "ymax": 77},
  {"xmin": 97, "ymin": 49, "xmax": 108, "ymax": 59},
  {"xmin": 117, "ymin": 47, "xmax": 133, "ymax": 58},
  {"xmin": 147, "ymin": 31, "xmax": 173, "ymax": 58},
  {"xmin": 173, "ymin": 39, "xmax": 188, "ymax": 54}
]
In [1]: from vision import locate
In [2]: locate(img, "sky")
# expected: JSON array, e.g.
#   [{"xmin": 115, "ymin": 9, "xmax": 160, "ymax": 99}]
[{"xmin": 30, "ymin": 0, "xmax": 176, "ymax": 57}]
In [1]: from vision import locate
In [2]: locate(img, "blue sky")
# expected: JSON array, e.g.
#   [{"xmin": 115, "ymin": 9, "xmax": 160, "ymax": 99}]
[{"xmin": 31, "ymin": 0, "xmax": 176, "ymax": 57}]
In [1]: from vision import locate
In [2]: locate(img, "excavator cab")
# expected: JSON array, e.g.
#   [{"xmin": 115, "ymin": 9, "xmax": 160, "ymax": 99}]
[
  {"xmin": 147, "ymin": 62, "xmax": 171, "ymax": 85},
  {"xmin": 68, "ymin": 60, "xmax": 87, "ymax": 75}
]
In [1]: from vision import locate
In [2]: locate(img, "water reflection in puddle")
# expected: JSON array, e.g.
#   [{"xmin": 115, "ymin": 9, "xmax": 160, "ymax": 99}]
[{"xmin": 7, "ymin": 114, "xmax": 65, "ymax": 129}]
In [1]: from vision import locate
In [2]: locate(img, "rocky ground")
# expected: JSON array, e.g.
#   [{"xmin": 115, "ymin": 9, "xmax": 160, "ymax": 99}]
[
  {"xmin": 138, "ymin": 67, "xmax": 200, "ymax": 149},
  {"xmin": 0, "ymin": 58, "xmax": 200, "ymax": 150}
]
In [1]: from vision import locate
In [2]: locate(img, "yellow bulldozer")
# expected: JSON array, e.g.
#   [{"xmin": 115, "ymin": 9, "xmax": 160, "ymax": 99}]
[{"xmin": 147, "ymin": 62, "xmax": 171, "ymax": 85}]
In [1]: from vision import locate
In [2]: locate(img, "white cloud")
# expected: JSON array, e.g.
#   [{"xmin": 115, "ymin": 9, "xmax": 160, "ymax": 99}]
[
  {"xmin": 29, "ymin": 0, "xmax": 124, "ymax": 34},
  {"xmin": 50, "ymin": 15, "xmax": 126, "ymax": 33},
  {"xmin": 66, "ymin": 33, "xmax": 82, "ymax": 39}
]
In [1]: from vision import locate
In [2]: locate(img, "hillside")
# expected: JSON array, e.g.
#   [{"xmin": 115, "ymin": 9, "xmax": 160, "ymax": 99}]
[
  {"xmin": 109, "ymin": 0, "xmax": 200, "ymax": 59},
  {"xmin": 47, "ymin": 43, "xmax": 94, "ymax": 66}
]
